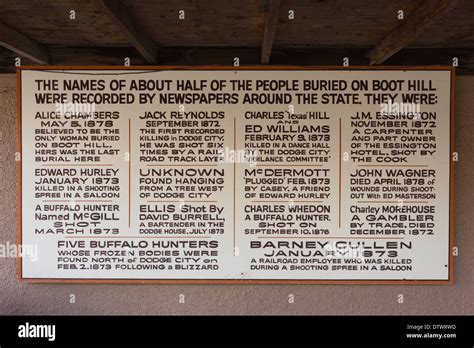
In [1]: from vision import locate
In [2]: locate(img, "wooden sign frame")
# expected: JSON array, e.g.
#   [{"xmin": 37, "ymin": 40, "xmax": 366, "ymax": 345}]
[{"xmin": 17, "ymin": 65, "xmax": 455, "ymax": 284}]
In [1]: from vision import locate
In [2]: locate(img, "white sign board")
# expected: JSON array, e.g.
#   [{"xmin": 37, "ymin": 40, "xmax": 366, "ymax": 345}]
[{"xmin": 18, "ymin": 67, "xmax": 454, "ymax": 283}]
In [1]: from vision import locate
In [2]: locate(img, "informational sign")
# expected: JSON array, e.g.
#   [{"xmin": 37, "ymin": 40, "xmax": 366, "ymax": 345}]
[{"xmin": 18, "ymin": 67, "xmax": 454, "ymax": 283}]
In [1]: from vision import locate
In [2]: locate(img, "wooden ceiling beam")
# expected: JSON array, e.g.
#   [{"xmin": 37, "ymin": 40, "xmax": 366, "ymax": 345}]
[
  {"xmin": 369, "ymin": 0, "xmax": 458, "ymax": 65},
  {"xmin": 0, "ymin": 21, "xmax": 50, "ymax": 65},
  {"xmin": 261, "ymin": 0, "xmax": 281, "ymax": 64},
  {"xmin": 1, "ymin": 47, "xmax": 473, "ymax": 74},
  {"xmin": 95, "ymin": 0, "xmax": 158, "ymax": 64}
]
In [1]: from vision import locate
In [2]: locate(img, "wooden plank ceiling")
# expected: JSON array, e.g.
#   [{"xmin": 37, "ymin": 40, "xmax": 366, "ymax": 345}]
[{"xmin": 0, "ymin": 0, "xmax": 472, "ymax": 73}]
